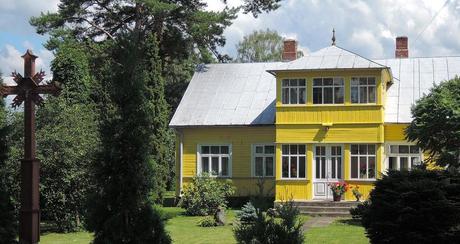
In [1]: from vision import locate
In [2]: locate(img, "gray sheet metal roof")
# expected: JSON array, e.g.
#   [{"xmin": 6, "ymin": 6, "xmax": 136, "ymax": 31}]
[
  {"xmin": 375, "ymin": 56, "xmax": 460, "ymax": 123},
  {"xmin": 170, "ymin": 49, "xmax": 460, "ymax": 127},
  {"xmin": 169, "ymin": 62, "xmax": 283, "ymax": 127},
  {"xmin": 268, "ymin": 45, "xmax": 386, "ymax": 72}
]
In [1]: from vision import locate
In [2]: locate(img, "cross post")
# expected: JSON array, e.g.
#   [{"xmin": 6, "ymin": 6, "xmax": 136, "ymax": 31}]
[{"xmin": 1, "ymin": 50, "xmax": 59, "ymax": 244}]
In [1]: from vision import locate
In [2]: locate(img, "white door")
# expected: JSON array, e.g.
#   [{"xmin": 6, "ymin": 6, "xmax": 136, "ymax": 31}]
[{"xmin": 313, "ymin": 145, "xmax": 343, "ymax": 200}]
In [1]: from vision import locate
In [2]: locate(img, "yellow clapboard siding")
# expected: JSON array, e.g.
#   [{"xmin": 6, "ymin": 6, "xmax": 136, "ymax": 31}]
[
  {"xmin": 182, "ymin": 177, "xmax": 276, "ymax": 196},
  {"xmin": 384, "ymin": 123, "xmax": 409, "ymax": 141},
  {"xmin": 275, "ymin": 181, "xmax": 311, "ymax": 201}
]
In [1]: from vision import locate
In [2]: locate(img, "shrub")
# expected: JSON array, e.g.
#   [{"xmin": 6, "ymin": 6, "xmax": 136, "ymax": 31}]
[
  {"xmin": 361, "ymin": 169, "xmax": 460, "ymax": 244},
  {"xmin": 198, "ymin": 216, "xmax": 217, "ymax": 227},
  {"xmin": 181, "ymin": 173, "xmax": 235, "ymax": 216},
  {"xmin": 0, "ymin": 185, "xmax": 17, "ymax": 243},
  {"xmin": 233, "ymin": 200, "xmax": 304, "ymax": 244}
]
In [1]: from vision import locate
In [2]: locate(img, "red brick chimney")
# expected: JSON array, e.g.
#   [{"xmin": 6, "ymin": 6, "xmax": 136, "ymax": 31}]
[
  {"xmin": 395, "ymin": 36, "xmax": 408, "ymax": 58},
  {"xmin": 282, "ymin": 39, "xmax": 297, "ymax": 61}
]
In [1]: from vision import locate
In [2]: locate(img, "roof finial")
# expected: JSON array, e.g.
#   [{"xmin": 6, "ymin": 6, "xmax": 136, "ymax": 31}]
[{"xmin": 332, "ymin": 28, "xmax": 336, "ymax": 46}]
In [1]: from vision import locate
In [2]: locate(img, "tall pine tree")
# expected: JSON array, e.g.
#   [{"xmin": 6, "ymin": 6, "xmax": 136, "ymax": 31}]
[{"xmin": 87, "ymin": 32, "xmax": 170, "ymax": 243}]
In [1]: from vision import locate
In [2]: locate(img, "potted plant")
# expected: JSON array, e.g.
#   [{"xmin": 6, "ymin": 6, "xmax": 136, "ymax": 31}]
[
  {"xmin": 328, "ymin": 182, "xmax": 349, "ymax": 202},
  {"xmin": 352, "ymin": 185, "xmax": 362, "ymax": 201}
]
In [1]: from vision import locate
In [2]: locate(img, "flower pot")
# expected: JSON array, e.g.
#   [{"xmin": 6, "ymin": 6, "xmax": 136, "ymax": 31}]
[{"xmin": 333, "ymin": 193, "xmax": 341, "ymax": 202}]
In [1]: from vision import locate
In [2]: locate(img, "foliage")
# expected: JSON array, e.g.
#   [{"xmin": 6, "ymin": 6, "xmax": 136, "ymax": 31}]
[
  {"xmin": 0, "ymin": 73, "xmax": 18, "ymax": 243},
  {"xmin": 236, "ymin": 29, "xmax": 283, "ymax": 62},
  {"xmin": 181, "ymin": 174, "xmax": 235, "ymax": 216},
  {"xmin": 406, "ymin": 77, "xmax": 460, "ymax": 168},
  {"xmin": 233, "ymin": 200, "xmax": 304, "ymax": 244},
  {"xmin": 198, "ymin": 216, "xmax": 218, "ymax": 227},
  {"xmin": 328, "ymin": 182, "xmax": 349, "ymax": 196},
  {"xmin": 351, "ymin": 185, "xmax": 362, "ymax": 201},
  {"xmin": 86, "ymin": 33, "xmax": 171, "ymax": 243},
  {"xmin": 360, "ymin": 169, "xmax": 460, "ymax": 244},
  {"xmin": 36, "ymin": 37, "xmax": 100, "ymax": 232},
  {"xmin": 236, "ymin": 202, "xmax": 258, "ymax": 224}
]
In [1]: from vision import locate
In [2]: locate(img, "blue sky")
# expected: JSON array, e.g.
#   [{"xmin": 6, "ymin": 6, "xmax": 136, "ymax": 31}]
[{"xmin": 1, "ymin": 0, "xmax": 460, "ymax": 85}]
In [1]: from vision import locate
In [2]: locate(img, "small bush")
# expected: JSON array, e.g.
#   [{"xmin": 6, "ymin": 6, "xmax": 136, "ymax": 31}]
[
  {"xmin": 181, "ymin": 173, "xmax": 235, "ymax": 216},
  {"xmin": 233, "ymin": 200, "xmax": 304, "ymax": 244},
  {"xmin": 198, "ymin": 216, "xmax": 217, "ymax": 227},
  {"xmin": 361, "ymin": 169, "xmax": 460, "ymax": 244},
  {"xmin": 0, "ymin": 186, "xmax": 17, "ymax": 243}
]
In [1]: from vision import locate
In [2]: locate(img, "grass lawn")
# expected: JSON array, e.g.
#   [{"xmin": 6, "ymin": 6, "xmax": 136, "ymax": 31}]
[{"xmin": 40, "ymin": 207, "xmax": 369, "ymax": 244}]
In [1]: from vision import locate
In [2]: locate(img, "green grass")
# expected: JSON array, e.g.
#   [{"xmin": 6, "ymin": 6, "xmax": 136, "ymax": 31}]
[{"xmin": 40, "ymin": 207, "xmax": 369, "ymax": 244}]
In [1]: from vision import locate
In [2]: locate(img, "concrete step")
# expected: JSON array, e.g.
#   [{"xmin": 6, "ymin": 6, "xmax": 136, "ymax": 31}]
[
  {"xmin": 297, "ymin": 206, "xmax": 351, "ymax": 214},
  {"xmin": 293, "ymin": 201, "xmax": 361, "ymax": 208}
]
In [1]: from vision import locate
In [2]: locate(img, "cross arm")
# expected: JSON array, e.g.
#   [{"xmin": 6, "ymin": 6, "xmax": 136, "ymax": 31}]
[
  {"xmin": 0, "ymin": 85, "xmax": 20, "ymax": 97},
  {"xmin": 35, "ymin": 83, "xmax": 61, "ymax": 96}
]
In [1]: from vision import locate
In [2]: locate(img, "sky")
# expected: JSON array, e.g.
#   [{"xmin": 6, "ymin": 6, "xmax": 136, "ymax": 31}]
[{"xmin": 1, "ymin": 0, "xmax": 460, "ymax": 85}]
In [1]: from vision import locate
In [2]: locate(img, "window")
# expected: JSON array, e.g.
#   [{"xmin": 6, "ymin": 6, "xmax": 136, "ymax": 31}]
[
  {"xmin": 281, "ymin": 145, "xmax": 306, "ymax": 179},
  {"xmin": 313, "ymin": 77, "xmax": 344, "ymax": 104},
  {"xmin": 253, "ymin": 145, "xmax": 275, "ymax": 177},
  {"xmin": 199, "ymin": 145, "xmax": 231, "ymax": 177},
  {"xmin": 350, "ymin": 144, "xmax": 376, "ymax": 179},
  {"xmin": 351, "ymin": 77, "xmax": 376, "ymax": 103},
  {"xmin": 387, "ymin": 144, "xmax": 422, "ymax": 171},
  {"xmin": 281, "ymin": 79, "xmax": 306, "ymax": 104}
]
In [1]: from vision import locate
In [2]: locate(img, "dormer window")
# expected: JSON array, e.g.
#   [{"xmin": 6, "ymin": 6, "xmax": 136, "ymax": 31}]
[
  {"xmin": 351, "ymin": 77, "xmax": 376, "ymax": 103},
  {"xmin": 313, "ymin": 77, "xmax": 344, "ymax": 104},
  {"xmin": 281, "ymin": 79, "xmax": 306, "ymax": 104}
]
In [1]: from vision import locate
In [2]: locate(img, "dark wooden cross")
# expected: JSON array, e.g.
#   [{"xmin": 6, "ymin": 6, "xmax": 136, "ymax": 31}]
[{"xmin": 0, "ymin": 50, "xmax": 59, "ymax": 244}]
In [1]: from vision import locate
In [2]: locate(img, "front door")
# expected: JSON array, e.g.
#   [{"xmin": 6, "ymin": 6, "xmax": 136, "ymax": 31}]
[{"xmin": 313, "ymin": 145, "xmax": 343, "ymax": 200}]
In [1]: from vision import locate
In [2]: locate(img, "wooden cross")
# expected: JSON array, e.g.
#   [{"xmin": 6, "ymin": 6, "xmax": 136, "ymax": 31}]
[{"xmin": 0, "ymin": 50, "xmax": 59, "ymax": 244}]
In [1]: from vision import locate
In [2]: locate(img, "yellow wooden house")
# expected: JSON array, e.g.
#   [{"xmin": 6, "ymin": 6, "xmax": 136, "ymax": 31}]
[{"xmin": 170, "ymin": 36, "xmax": 460, "ymax": 202}]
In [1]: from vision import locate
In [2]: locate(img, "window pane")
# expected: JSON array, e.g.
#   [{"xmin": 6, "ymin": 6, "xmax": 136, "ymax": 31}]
[
  {"xmin": 351, "ymin": 77, "xmax": 359, "ymax": 86},
  {"xmin": 359, "ymin": 145, "xmax": 367, "ymax": 154},
  {"xmin": 368, "ymin": 145, "xmax": 375, "ymax": 155},
  {"xmin": 359, "ymin": 77, "xmax": 367, "ymax": 85},
  {"xmin": 299, "ymin": 79, "xmax": 306, "ymax": 86},
  {"xmin": 351, "ymin": 156, "xmax": 358, "ymax": 178},
  {"xmin": 400, "ymin": 157, "xmax": 409, "ymax": 170},
  {"xmin": 331, "ymin": 158, "xmax": 336, "ymax": 178},
  {"xmin": 351, "ymin": 145, "xmax": 359, "ymax": 155},
  {"xmin": 289, "ymin": 79, "xmax": 298, "ymax": 86},
  {"xmin": 315, "ymin": 157, "xmax": 321, "ymax": 178},
  {"xmin": 368, "ymin": 86, "xmax": 376, "ymax": 103},
  {"xmin": 337, "ymin": 158, "xmax": 342, "ymax": 179},
  {"xmin": 211, "ymin": 146, "xmax": 219, "ymax": 154},
  {"xmin": 390, "ymin": 145, "xmax": 398, "ymax": 154},
  {"xmin": 282, "ymin": 79, "xmax": 289, "ymax": 87},
  {"xmin": 324, "ymin": 87, "xmax": 333, "ymax": 104},
  {"xmin": 321, "ymin": 157, "xmax": 326, "ymax": 178},
  {"xmin": 255, "ymin": 146, "xmax": 263, "ymax": 154},
  {"xmin": 291, "ymin": 157, "xmax": 298, "ymax": 178},
  {"xmin": 282, "ymin": 157, "xmax": 289, "ymax": 178},
  {"xmin": 359, "ymin": 156, "xmax": 367, "ymax": 178},
  {"xmin": 313, "ymin": 87, "xmax": 322, "ymax": 104},
  {"xmin": 299, "ymin": 88, "xmax": 306, "ymax": 104},
  {"xmin": 411, "ymin": 157, "xmax": 420, "ymax": 168},
  {"xmin": 202, "ymin": 146, "xmax": 209, "ymax": 154},
  {"xmin": 221, "ymin": 146, "xmax": 229, "ymax": 154},
  {"xmin": 410, "ymin": 146, "xmax": 419, "ymax": 154},
  {"xmin": 282, "ymin": 145, "xmax": 289, "ymax": 154},
  {"xmin": 264, "ymin": 145, "xmax": 275, "ymax": 154},
  {"xmin": 222, "ymin": 157, "xmax": 229, "ymax": 176},
  {"xmin": 333, "ymin": 77, "xmax": 344, "ymax": 85},
  {"xmin": 368, "ymin": 157, "xmax": 375, "ymax": 178},
  {"xmin": 389, "ymin": 157, "xmax": 397, "ymax": 170},
  {"xmin": 290, "ymin": 88, "xmax": 298, "ymax": 104},
  {"xmin": 324, "ymin": 78, "xmax": 333, "ymax": 86},
  {"xmin": 399, "ymin": 145, "xmax": 409, "ymax": 154},
  {"xmin": 298, "ymin": 145, "xmax": 306, "ymax": 155},
  {"xmin": 255, "ymin": 157, "xmax": 264, "ymax": 176},
  {"xmin": 313, "ymin": 78, "xmax": 322, "ymax": 86},
  {"xmin": 290, "ymin": 145, "xmax": 298, "ymax": 154},
  {"xmin": 265, "ymin": 157, "xmax": 274, "ymax": 177},
  {"xmin": 202, "ymin": 157, "xmax": 209, "ymax": 173},
  {"xmin": 299, "ymin": 157, "xmax": 306, "ymax": 178},
  {"xmin": 282, "ymin": 88, "xmax": 289, "ymax": 104},
  {"xmin": 359, "ymin": 86, "xmax": 367, "ymax": 103},
  {"xmin": 334, "ymin": 87, "xmax": 344, "ymax": 103},
  {"xmin": 211, "ymin": 157, "xmax": 219, "ymax": 175},
  {"xmin": 351, "ymin": 87, "xmax": 359, "ymax": 103},
  {"xmin": 368, "ymin": 77, "xmax": 376, "ymax": 85}
]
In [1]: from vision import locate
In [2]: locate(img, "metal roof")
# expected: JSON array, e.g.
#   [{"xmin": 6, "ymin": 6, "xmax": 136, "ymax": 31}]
[
  {"xmin": 170, "ymin": 48, "xmax": 460, "ymax": 127},
  {"xmin": 268, "ymin": 45, "xmax": 386, "ymax": 73},
  {"xmin": 375, "ymin": 56, "xmax": 460, "ymax": 123}
]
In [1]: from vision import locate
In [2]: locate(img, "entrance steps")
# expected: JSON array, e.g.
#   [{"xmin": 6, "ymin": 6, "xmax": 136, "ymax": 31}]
[{"xmin": 293, "ymin": 200, "xmax": 361, "ymax": 217}]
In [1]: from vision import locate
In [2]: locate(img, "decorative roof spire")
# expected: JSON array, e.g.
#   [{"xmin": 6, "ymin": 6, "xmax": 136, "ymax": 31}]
[{"xmin": 332, "ymin": 28, "xmax": 336, "ymax": 46}]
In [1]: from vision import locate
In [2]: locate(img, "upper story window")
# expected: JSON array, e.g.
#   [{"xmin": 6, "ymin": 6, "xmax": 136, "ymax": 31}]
[
  {"xmin": 351, "ymin": 77, "xmax": 376, "ymax": 103},
  {"xmin": 281, "ymin": 79, "xmax": 306, "ymax": 104},
  {"xmin": 253, "ymin": 144, "xmax": 275, "ymax": 177},
  {"xmin": 281, "ymin": 144, "xmax": 306, "ymax": 179},
  {"xmin": 387, "ymin": 145, "xmax": 422, "ymax": 171},
  {"xmin": 350, "ymin": 144, "xmax": 376, "ymax": 180},
  {"xmin": 199, "ymin": 145, "xmax": 231, "ymax": 177},
  {"xmin": 313, "ymin": 77, "xmax": 344, "ymax": 104}
]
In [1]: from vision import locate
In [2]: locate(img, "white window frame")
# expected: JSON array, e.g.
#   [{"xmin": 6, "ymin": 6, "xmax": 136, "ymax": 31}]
[
  {"xmin": 281, "ymin": 78, "xmax": 307, "ymax": 105},
  {"xmin": 385, "ymin": 143, "xmax": 423, "ymax": 171},
  {"xmin": 251, "ymin": 144, "xmax": 275, "ymax": 177},
  {"xmin": 281, "ymin": 144, "xmax": 307, "ymax": 180},
  {"xmin": 312, "ymin": 77, "xmax": 345, "ymax": 104},
  {"xmin": 351, "ymin": 76, "xmax": 377, "ymax": 104},
  {"xmin": 350, "ymin": 144, "xmax": 377, "ymax": 180},
  {"xmin": 197, "ymin": 144, "xmax": 232, "ymax": 177},
  {"xmin": 312, "ymin": 144, "xmax": 344, "ymax": 180}
]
